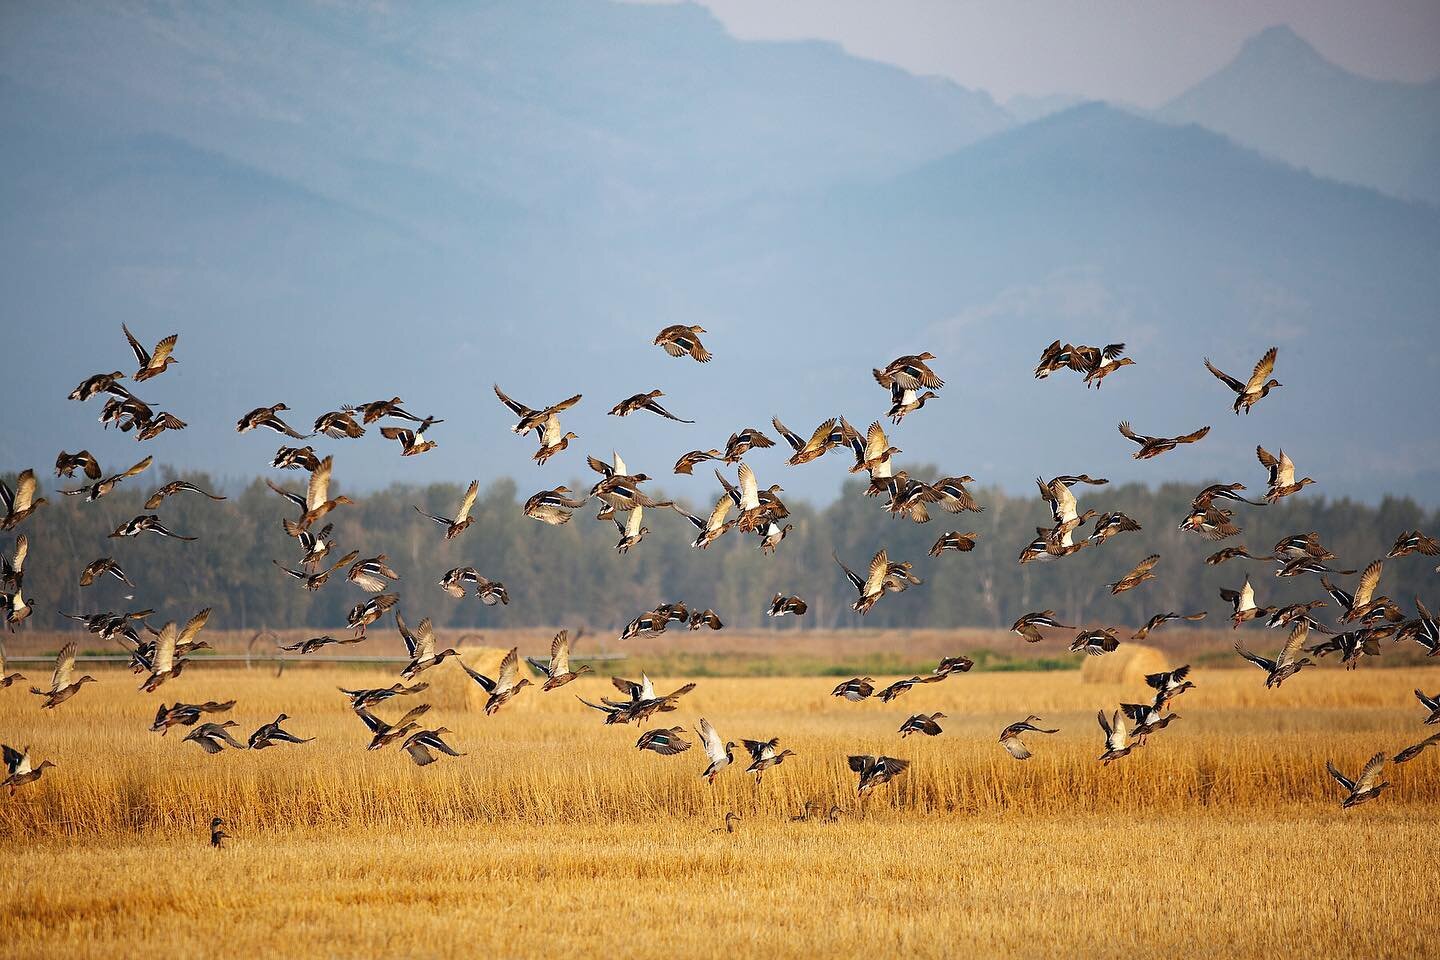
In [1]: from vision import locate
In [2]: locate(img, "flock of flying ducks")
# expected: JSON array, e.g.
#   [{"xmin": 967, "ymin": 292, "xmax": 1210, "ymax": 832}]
[{"xmin": 2, "ymin": 324, "xmax": 1438, "ymax": 819}]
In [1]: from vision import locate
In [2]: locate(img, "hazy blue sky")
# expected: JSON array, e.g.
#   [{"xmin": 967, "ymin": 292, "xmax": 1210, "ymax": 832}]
[{"xmin": 641, "ymin": 0, "xmax": 1440, "ymax": 105}]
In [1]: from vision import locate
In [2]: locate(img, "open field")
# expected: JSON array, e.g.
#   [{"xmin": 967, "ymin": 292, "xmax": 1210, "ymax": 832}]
[
  {"xmin": 1, "ymin": 660, "xmax": 1438, "ymax": 957},
  {"xmin": 10, "ymin": 625, "xmax": 1438, "ymax": 678}
]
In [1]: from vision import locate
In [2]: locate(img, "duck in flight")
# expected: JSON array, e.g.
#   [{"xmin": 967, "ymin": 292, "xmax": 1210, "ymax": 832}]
[
  {"xmin": 1118, "ymin": 421, "xmax": 1211, "ymax": 460},
  {"xmin": 653, "ymin": 324, "xmax": 712, "ymax": 363},
  {"xmin": 608, "ymin": 390, "xmax": 694, "ymax": 423},
  {"xmin": 1204, "ymin": 347, "xmax": 1280, "ymax": 415},
  {"xmin": 414, "ymin": 480, "xmax": 479, "ymax": 540}
]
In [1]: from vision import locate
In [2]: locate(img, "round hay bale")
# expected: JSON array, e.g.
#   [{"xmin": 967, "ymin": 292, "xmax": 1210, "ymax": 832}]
[
  {"xmin": 1079, "ymin": 643, "xmax": 1168, "ymax": 685},
  {"xmin": 421, "ymin": 645, "xmax": 543, "ymax": 713}
]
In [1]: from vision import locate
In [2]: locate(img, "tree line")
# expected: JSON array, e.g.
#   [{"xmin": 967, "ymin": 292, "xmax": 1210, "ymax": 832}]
[{"xmin": 6, "ymin": 466, "xmax": 1437, "ymax": 638}]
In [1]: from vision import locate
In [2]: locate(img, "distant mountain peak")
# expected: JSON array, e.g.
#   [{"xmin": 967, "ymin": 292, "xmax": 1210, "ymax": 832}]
[
  {"xmin": 1237, "ymin": 24, "xmax": 1326, "ymax": 65},
  {"xmin": 1161, "ymin": 22, "xmax": 1440, "ymax": 205}
]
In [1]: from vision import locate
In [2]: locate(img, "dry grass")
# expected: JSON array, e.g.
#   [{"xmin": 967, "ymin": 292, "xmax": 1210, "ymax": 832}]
[{"xmin": 1, "ymin": 660, "xmax": 1437, "ymax": 957}]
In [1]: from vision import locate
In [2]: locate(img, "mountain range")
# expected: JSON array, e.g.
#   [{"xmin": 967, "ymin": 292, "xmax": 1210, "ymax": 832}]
[{"xmin": 1, "ymin": 2, "xmax": 1436, "ymax": 505}]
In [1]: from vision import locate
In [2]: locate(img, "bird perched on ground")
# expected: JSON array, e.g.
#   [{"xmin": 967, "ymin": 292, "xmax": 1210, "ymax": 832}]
[
  {"xmin": 525, "ymin": 631, "xmax": 592, "ymax": 690},
  {"xmin": 712, "ymin": 811, "xmax": 742, "ymax": 834},
  {"xmin": 1132, "ymin": 611, "xmax": 1206, "ymax": 641},
  {"xmin": 1235, "ymin": 621, "xmax": 1312, "ymax": 688},
  {"xmin": 402, "ymin": 728, "xmax": 465, "ymax": 767},
  {"xmin": 1118, "ymin": 421, "xmax": 1210, "ymax": 459},
  {"xmin": 1108, "ymin": 554, "xmax": 1160, "ymax": 595},
  {"xmin": 1011, "ymin": 611, "xmax": 1074, "ymax": 643},
  {"xmin": 414, "ymin": 480, "xmax": 478, "ymax": 539},
  {"xmin": 999, "ymin": 716, "xmax": 1059, "ymax": 760},
  {"xmin": 183, "ymin": 721, "xmax": 247, "ymax": 754},
  {"xmin": 653, "ymin": 325, "xmax": 711, "ymax": 362},
  {"xmin": 1326, "ymin": 752, "xmax": 1389, "ymax": 808},
  {"xmin": 899, "ymin": 713, "xmax": 946, "ymax": 737},
  {"xmin": 637, "ymin": 727, "xmax": 691, "ymax": 756},
  {"xmin": 29, "ymin": 643, "xmax": 96, "ymax": 708},
  {"xmin": 1, "ymin": 744, "xmax": 55, "ymax": 793},
  {"xmin": 1204, "ymin": 347, "xmax": 1280, "ymax": 415},
  {"xmin": 236, "ymin": 403, "xmax": 310, "ymax": 439},
  {"xmin": 209, "ymin": 816, "xmax": 229, "ymax": 848},
  {"xmin": 459, "ymin": 647, "xmax": 531, "ymax": 715},
  {"xmin": 608, "ymin": 390, "xmax": 693, "ymax": 422},
  {"xmin": 248, "ymin": 714, "xmax": 314, "ymax": 750},
  {"xmin": 849, "ymin": 754, "xmax": 909, "ymax": 794}
]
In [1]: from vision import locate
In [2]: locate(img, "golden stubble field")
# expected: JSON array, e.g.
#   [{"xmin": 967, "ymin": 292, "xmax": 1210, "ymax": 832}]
[{"xmin": 1, "ymin": 656, "xmax": 1437, "ymax": 959}]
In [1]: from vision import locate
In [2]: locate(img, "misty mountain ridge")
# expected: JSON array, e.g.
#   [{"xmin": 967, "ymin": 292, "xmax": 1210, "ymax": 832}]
[
  {"xmin": 2, "ymin": 4, "xmax": 1437, "ymax": 506},
  {"xmin": 1162, "ymin": 24, "xmax": 1440, "ymax": 206}
]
